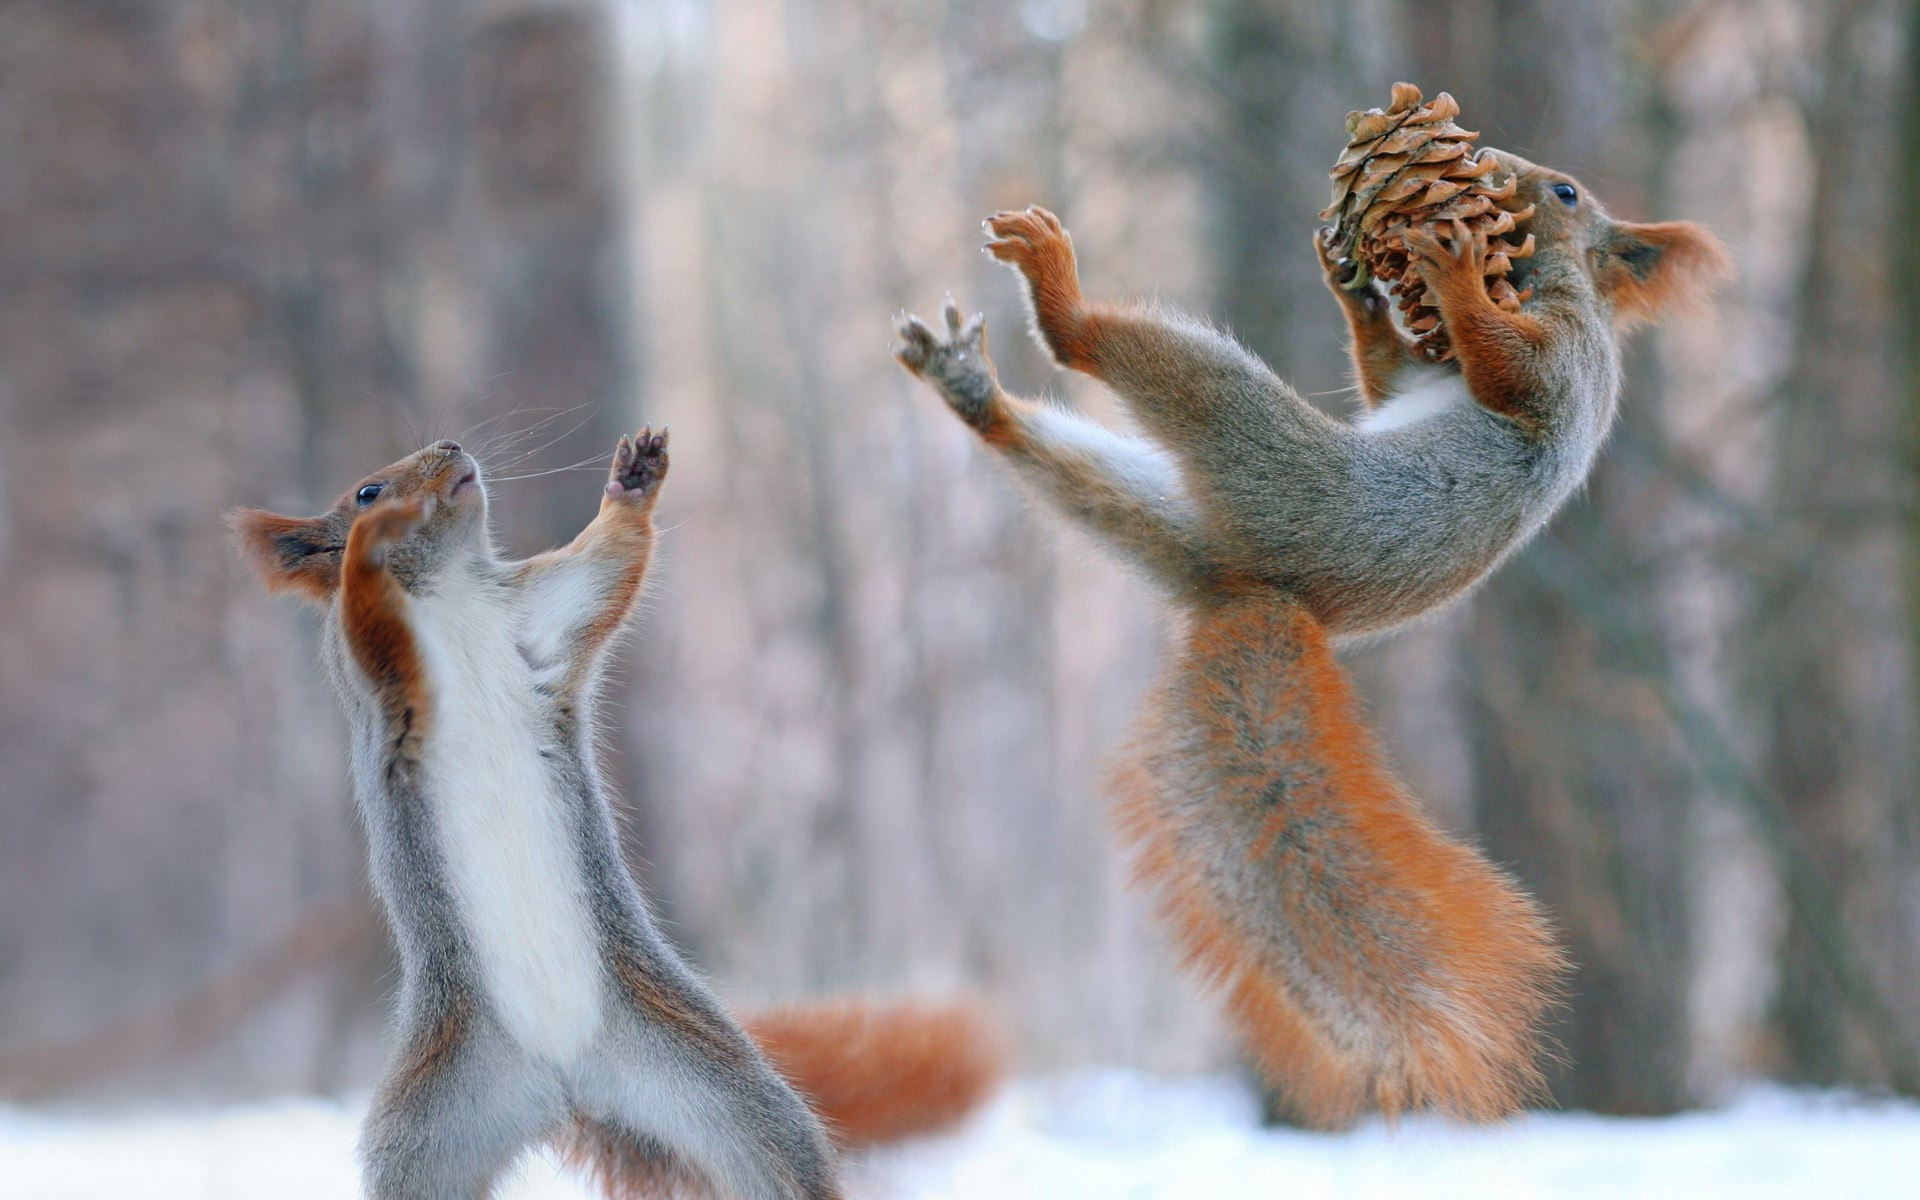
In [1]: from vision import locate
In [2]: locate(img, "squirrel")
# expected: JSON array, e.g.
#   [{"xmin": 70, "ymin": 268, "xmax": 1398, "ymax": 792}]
[
  {"xmin": 231, "ymin": 431, "xmax": 1001, "ymax": 1198},
  {"xmin": 894, "ymin": 149, "xmax": 1730, "ymax": 1125}
]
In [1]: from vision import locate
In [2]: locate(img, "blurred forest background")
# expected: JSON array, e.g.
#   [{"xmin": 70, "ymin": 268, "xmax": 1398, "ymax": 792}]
[{"xmin": 0, "ymin": 0, "xmax": 1916, "ymax": 1120}]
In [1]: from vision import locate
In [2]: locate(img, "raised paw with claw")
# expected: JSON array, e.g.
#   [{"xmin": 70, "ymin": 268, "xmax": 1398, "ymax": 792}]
[
  {"xmin": 982, "ymin": 206, "xmax": 1076, "ymax": 283},
  {"xmin": 1405, "ymin": 217, "xmax": 1490, "ymax": 298},
  {"xmin": 894, "ymin": 302, "xmax": 1000, "ymax": 433},
  {"xmin": 980, "ymin": 206, "xmax": 1091, "ymax": 367},
  {"xmin": 1316, "ymin": 226, "xmax": 1392, "ymax": 318},
  {"xmin": 606, "ymin": 426, "xmax": 670, "ymax": 505}
]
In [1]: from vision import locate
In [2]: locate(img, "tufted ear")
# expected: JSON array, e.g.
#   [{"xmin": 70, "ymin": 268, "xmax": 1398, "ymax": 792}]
[
  {"xmin": 1594, "ymin": 220, "xmax": 1733, "ymax": 329},
  {"xmin": 228, "ymin": 508, "xmax": 342, "ymax": 603}
]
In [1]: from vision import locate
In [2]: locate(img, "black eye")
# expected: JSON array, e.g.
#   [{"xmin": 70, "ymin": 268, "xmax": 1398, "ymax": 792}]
[
  {"xmin": 1551, "ymin": 183, "xmax": 1578, "ymax": 206},
  {"xmin": 356, "ymin": 483, "xmax": 385, "ymax": 506}
]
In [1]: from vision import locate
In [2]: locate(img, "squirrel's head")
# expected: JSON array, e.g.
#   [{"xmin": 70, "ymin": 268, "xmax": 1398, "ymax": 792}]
[
  {"xmin": 1486, "ymin": 149, "xmax": 1732, "ymax": 329},
  {"xmin": 229, "ymin": 439, "xmax": 488, "ymax": 603}
]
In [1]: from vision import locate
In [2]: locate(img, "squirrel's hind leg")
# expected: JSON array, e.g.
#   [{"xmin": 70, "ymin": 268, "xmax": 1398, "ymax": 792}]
[
  {"xmin": 568, "ymin": 979, "xmax": 842, "ymax": 1200},
  {"xmin": 359, "ymin": 997, "xmax": 563, "ymax": 1200}
]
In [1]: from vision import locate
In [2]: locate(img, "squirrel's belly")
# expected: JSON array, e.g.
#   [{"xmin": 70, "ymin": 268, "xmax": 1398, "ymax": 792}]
[{"xmin": 416, "ymin": 613, "xmax": 604, "ymax": 1063}]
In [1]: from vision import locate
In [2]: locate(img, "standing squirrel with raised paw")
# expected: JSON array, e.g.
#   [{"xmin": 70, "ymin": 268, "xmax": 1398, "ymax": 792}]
[
  {"xmin": 231, "ymin": 432, "xmax": 1000, "ymax": 1198},
  {"xmin": 895, "ymin": 150, "xmax": 1728, "ymax": 1125}
]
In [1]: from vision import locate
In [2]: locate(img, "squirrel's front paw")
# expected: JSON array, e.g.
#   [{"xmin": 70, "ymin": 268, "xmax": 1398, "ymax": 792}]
[
  {"xmin": 1406, "ymin": 218, "xmax": 1488, "ymax": 298},
  {"xmin": 606, "ymin": 426, "xmax": 669, "ymax": 505},
  {"xmin": 1315, "ymin": 227, "xmax": 1389, "ymax": 318},
  {"xmin": 351, "ymin": 494, "xmax": 433, "ymax": 565},
  {"xmin": 894, "ymin": 302, "xmax": 999, "ymax": 433},
  {"xmin": 983, "ymin": 206, "xmax": 1078, "ymax": 291}
]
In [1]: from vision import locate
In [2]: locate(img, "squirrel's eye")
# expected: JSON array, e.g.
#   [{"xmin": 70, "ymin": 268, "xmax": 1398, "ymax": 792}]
[
  {"xmin": 1550, "ymin": 183, "xmax": 1578, "ymax": 206},
  {"xmin": 356, "ymin": 483, "xmax": 385, "ymax": 506}
]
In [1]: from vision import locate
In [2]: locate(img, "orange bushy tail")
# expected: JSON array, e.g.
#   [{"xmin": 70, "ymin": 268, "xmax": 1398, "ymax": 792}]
[
  {"xmin": 743, "ymin": 997, "xmax": 1006, "ymax": 1148},
  {"xmin": 1116, "ymin": 596, "xmax": 1566, "ymax": 1126}
]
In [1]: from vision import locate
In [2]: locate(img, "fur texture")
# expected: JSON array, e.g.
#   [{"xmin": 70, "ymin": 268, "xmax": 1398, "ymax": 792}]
[
  {"xmin": 895, "ymin": 153, "xmax": 1726, "ymax": 1124},
  {"xmin": 743, "ymin": 999, "xmax": 1006, "ymax": 1149},
  {"xmin": 233, "ymin": 434, "xmax": 1002, "ymax": 1197},
  {"xmin": 1116, "ymin": 598, "xmax": 1562, "ymax": 1124}
]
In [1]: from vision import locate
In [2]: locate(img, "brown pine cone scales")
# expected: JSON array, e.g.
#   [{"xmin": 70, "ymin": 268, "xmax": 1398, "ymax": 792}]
[{"xmin": 1320, "ymin": 82, "xmax": 1537, "ymax": 362}]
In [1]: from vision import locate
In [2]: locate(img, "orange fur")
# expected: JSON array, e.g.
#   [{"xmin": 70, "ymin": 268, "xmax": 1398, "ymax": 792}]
[
  {"xmin": 976, "ymin": 399, "xmax": 1024, "ymax": 450},
  {"xmin": 1408, "ymin": 221, "xmax": 1552, "ymax": 435},
  {"xmin": 1596, "ymin": 220, "xmax": 1732, "ymax": 329},
  {"xmin": 1346, "ymin": 310, "xmax": 1417, "ymax": 408},
  {"xmin": 1315, "ymin": 230, "xmax": 1417, "ymax": 408},
  {"xmin": 556, "ymin": 1116, "xmax": 716, "ymax": 1200},
  {"xmin": 742, "ymin": 998, "xmax": 1006, "ymax": 1149},
  {"xmin": 339, "ymin": 498, "xmax": 433, "ymax": 727},
  {"xmin": 228, "ymin": 508, "xmax": 344, "ymax": 602},
  {"xmin": 379, "ymin": 992, "xmax": 473, "ymax": 1111},
  {"xmin": 986, "ymin": 207, "xmax": 1104, "ymax": 372},
  {"xmin": 1116, "ymin": 597, "xmax": 1565, "ymax": 1126}
]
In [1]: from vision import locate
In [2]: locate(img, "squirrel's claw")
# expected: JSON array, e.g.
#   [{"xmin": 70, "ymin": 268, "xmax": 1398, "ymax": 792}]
[
  {"xmin": 894, "ymin": 307, "xmax": 986, "ymax": 368},
  {"xmin": 894, "ymin": 312, "xmax": 941, "ymax": 374},
  {"xmin": 1405, "ymin": 218, "xmax": 1486, "ymax": 293},
  {"xmin": 983, "ymin": 206, "xmax": 1067, "ymax": 266},
  {"xmin": 941, "ymin": 300, "xmax": 984, "ymax": 345},
  {"xmin": 1315, "ymin": 226, "xmax": 1369, "ymax": 292}
]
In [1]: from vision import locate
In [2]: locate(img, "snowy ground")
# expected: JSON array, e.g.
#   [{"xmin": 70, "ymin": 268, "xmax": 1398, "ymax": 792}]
[{"xmin": 4, "ymin": 1070, "xmax": 1915, "ymax": 1199}]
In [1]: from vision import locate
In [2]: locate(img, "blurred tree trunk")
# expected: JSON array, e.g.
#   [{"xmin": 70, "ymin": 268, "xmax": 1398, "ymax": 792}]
[
  {"xmin": 1761, "ymin": 0, "xmax": 1920, "ymax": 1093},
  {"xmin": 619, "ymin": 0, "xmax": 1224, "ymax": 1074},
  {"xmin": 1201, "ymin": 0, "xmax": 1358, "ymax": 391},
  {"xmin": 1403, "ymin": 0, "xmax": 1698, "ymax": 1114},
  {"xmin": 0, "ymin": 0, "xmax": 629, "ymax": 1098}
]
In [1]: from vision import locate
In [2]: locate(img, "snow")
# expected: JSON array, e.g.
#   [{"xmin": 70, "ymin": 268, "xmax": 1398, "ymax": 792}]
[{"xmin": 3, "ymin": 1071, "xmax": 1915, "ymax": 1200}]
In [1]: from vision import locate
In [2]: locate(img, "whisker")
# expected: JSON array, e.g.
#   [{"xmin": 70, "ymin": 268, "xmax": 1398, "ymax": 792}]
[
  {"xmin": 461, "ymin": 403, "xmax": 578, "ymax": 450},
  {"xmin": 487, "ymin": 451, "xmax": 615, "ymax": 484},
  {"xmin": 471, "ymin": 404, "xmax": 596, "ymax": 461},
  {"xmin": 480, "ymin": 412, "xmax": 599, "ymax": 473}
]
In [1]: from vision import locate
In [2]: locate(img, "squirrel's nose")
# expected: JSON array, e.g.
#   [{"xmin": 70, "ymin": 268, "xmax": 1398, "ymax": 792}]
[{"xmin": 435, "ymin": 440, "xmax": 462, "ymax": 455}]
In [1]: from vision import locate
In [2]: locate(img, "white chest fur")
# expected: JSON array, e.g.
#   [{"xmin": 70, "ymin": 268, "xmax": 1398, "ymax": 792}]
[
  {"xmin": 1356, "ymin": 366, "xmax": 1472, "ymax": 433},
  {"xmin": 413, "ymin": 584, "xmax": 604, "ymax": 1063}
]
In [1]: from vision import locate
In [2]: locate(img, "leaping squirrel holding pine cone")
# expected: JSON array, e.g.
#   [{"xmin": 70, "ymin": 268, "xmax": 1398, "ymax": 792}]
[{"xmin": 896, "ymin": 83, "xmax": 1730, "ymax": 1125}]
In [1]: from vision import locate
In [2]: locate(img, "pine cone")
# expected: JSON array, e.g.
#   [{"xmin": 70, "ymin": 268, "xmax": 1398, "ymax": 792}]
[{"xmin": 1320, "ymin": 83, "xmax": 1536, "ymax": 362}]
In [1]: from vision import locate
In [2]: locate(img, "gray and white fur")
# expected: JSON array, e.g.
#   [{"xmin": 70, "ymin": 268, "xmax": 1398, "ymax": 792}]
[
  {"xmin": 233, "ymin": 432, "xmax": 838, "ymax": 1199},
  {"xmin": 894, "ymin": 150, "xmax": 1726, "ymax": 638}
]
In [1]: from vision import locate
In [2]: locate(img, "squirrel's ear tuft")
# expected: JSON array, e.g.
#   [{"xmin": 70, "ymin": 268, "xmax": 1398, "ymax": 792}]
[
  {"xmin": 1595, "ymin": 220, "xmax": 1732, "ymax": 329},
  {"xmin": 228, "ymin": 508, "xmax": 341, "ymax": 602}
]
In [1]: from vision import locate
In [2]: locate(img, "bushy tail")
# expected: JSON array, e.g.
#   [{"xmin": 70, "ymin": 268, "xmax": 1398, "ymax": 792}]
[
  {"xmin": 743, "ymin": 997, "xmax": 1006, "ymax": 1148},
  {"xmin": 1115, "ymin": 596, "xmax": 1566, "ymax": 1126}
]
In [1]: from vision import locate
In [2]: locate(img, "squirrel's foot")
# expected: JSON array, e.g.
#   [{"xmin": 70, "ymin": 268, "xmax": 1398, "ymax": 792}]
[
  {"xmin": 983, "ymin": 206, "xmax": 1091, "ymax": 369},
  {"xmin": 895, "ymin": 302, "xmax": 1000, "ymax": 434},
  {"xmin": 351, "ymin": 494, "xmax": 433, "ymax": 567},
  {"xmin": 606, "ymin": 426, "xmax": 670, "ymax": 506}
]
